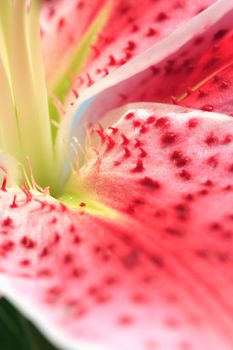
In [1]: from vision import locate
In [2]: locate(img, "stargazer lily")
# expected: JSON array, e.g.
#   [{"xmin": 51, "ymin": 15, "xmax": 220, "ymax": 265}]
[{"xmin": 0, "ymin": 0, "xmax": 233, "ymax": 349}]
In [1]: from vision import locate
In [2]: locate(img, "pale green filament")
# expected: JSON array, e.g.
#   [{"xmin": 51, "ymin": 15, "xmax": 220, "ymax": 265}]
[
  {"xmin": 0, "ymin": 40, "xmax": 21, "ymax": 160},
  {"xmin": 0, "ymin": 1, "xmax": 56, "ymax": 190},
  {"xmin": 0, "ymin": 3, "xmax": 21, "ymax": 160}
]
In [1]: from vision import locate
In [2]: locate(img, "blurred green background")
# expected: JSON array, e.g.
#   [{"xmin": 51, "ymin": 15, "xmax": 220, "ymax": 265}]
[{"xmin": 0, "ymin": 298, "xmax": 59, "ymax": 350}]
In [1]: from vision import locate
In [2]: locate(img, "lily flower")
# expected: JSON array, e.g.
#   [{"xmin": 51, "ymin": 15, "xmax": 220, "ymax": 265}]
[{"xmin": 0, "ymin": 0, "xmax": 233, "ymax": 349}]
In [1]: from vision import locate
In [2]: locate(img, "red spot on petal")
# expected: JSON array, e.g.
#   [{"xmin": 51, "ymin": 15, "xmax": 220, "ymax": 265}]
[
  {"xmin": 131, "ymin": 159, "xmax": 144, "ymax": 172},
  {"xmin": 1, "ymin": 176, "xmax": 7, "ymax": 191},
  {"xmin": 20, "ymin": 236, "xmax": 36, "ymax": 249},
  {"xmin": 161, "ymin": 132, "xmax": 178, "ymax": 146},
  {"xmin": 155, "ymin": 117, "xmax": 170, "ymax": 128},
  {"xmin": 204, "ymin": 133, "xmax": 219, "ymax": 146},
  {"xmin": 125, "ymin": 112, "xmax": 134, "ymax": 120},
  {"xmin": 2, "ymin": 217, "xmax": 13, "ymax": 227},
  {"xmin": 139, "ymin": 177, "xmax": 160, "ymax": 189},
  {"xmin": 187, "ymin": 118, "xmax": 199, "ymax": 128},
  {"xmin": 178, "ymin": 169, "xmax": 192, "ymax": 181},
  {"xmin": 201, "ymin": 104, "xmax": 214, "ymax": 112},
  {"xmin": 146, "ymin": 116, "xmax": 156, "ymax": 124}
]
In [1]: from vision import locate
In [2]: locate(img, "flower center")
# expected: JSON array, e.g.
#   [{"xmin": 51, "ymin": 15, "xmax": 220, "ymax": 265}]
[
  {"xmin": 0, "ymin": 0, "xmax": 117, "ymax": 219},
  {"xmin": 0, "ymin": 0, "xmax": 113, "ymax": 197}
]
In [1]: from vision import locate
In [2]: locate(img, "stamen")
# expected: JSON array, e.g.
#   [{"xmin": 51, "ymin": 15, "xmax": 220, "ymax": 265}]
[
  {"xmin": 10, "ymin": 194, "xmax": 18, "ymax": 208},
  {"xmin": 9, "ymin": 1, "xmax": 54, "ymax": 181},
  {"xmin": 22, "ymin": 182, "xmax": 33, "ymax": 203},
  {"xmin": 26, "ymin": 156, "xmax": 45, "ymax": 192},
  {"xmin": 1, "ymin": 176, "xmax": 7, "ymax": 192},
  {"xmin": 73, "ymin": 136, "xmax": 89, "ymax": 166},
  {"xmin": 0, "ymin": 1, "xmax": 58, "ymax": 193},
  {"xmin": 18, "ymin": 162, "xmax": 33, "ymax": 190},
  {"xmin": 68, "ymin": 142, "xmax": 77, "ymax": 174},
  {"xmin": 0, "ymin": 3, "xmax": 21, "ymax": 159},
  {"xmin": 51, "ymin": 93, "xmax": 66, "ymax": 117},
  {"xmin": 70, "ymin": 142, "xmax": 80, "ymax": 174}
]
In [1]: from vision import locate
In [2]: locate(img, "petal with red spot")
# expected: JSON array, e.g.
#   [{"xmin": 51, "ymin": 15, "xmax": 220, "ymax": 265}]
[
  {"xmin": 72, "ymin": 0, "xmax": 217, "ymax": 95},
  {"xmin": 60, "ymin": 0, "xmax": 233, "ymax": 147},
  {"xmin": 1, "ymin": 104, "xmax": 233, "ymax": 350}
]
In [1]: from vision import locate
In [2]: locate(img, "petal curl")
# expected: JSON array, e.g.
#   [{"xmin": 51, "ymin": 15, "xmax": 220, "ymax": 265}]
[
  {"xmin": 176, "ymin": 29, "xmax": 233, "ymax": 114},
  {"xmin": 59, "ymin": 0, "xmax": 233, "ymax": 153},
  {"xmin": 1, "ymin": 104, "xmax": 233, "ymax": 350},
  {"xmin": 42, "ymin": 0, "xmax": 217, "ymax": 103},
  {"xmin": 70, "ymin": 0, "xmax": 217, "ymax": 96}
]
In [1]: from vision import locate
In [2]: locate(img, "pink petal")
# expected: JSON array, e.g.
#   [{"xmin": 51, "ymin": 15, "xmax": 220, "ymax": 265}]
[
  {"xmin": 176, "ymin": 28, "xmax": 233, "ymax": 114},
  {"xmin": 1, "ymin": 104, "xmax": 233, "ymax": 350},
  {"xmin": 62, "ymin": 0, "xmax": 233, "ymax": 144},
  {"xmin": 69, "ymin": 0, "xmax": 217, "ymax": 97},
  {"xmin": 41, "ymin": 0, "xmax": 108, "ymax": 81}
]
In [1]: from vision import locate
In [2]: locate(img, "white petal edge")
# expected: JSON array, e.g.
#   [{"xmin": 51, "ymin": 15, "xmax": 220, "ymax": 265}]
[{"xmin": 0, "ymin": 276, "xmax": 108, "ymax": 350}]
